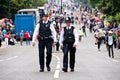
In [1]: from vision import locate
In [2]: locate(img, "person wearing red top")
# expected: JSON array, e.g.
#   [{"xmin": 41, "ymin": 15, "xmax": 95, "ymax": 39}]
[
  {"xmin": 25, "ymin": 31, "xmax": 30, "ymax": 45},
  {"xmin": 117, "ymin": 31, "xmax": 120, "ymax": 49},
  {"xmin": 0, "ymin": 30, "xmax": 3, "ymax": 47},
  {"xmin": 4, "ymin": 32, "xmax": 10, "ymax": 45},
  {"xmin": 117, "ymin": 31, "xmax": 120, "ymax": 37}
]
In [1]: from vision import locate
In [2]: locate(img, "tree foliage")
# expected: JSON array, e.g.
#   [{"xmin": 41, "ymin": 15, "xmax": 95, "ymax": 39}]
[
  {"xmin": 88, "ymin": 0, "xmax": 98, "ymax": 8},
  {"xmin": 0, "ymin": 0, "xmax": 46, "ymax": 19},
  {"xmin": 88, "ymin": 0, "xmax": 120, "ymax": 16},
  {"xmin": 115, "ymin": 13, "xmax": 120, "ymax": 24},
  {"xmin": 88, "ymin": 0, "xmax": 120, "ymax": 23}
]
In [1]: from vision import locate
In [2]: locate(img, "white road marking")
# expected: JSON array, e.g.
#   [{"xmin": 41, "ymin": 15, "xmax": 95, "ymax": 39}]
[
  {"xmin": 56, "ymin": 64, "xmax": 60, "ymax": 69},
  {"xmin": 111, "ymin": 59, "xmax": 119, "ymax": 62},
  {"xmin": 106, "ymin": 57, "xmax": 119, "ymax": 63},
  {"xmin": 106, "ymin": 57, "xmax": 111, "ymax": 60},
  {"xmin": 54, "ymin": 70, "xmax": 60, "ymax": 78},
  {"xmin": 53, "ymin": 55, "xmax": 61, "ymax": 79},
  {"xmin": 0, "ymin": 60, "xmax": 4, "ymax": 62},
  {"xmin": 6, "ymin": 56, "xmax": 18, "ymax": 60},
  {"xmin": 0, "ymin": 56, "xmax": 18, "ymax": 62}
]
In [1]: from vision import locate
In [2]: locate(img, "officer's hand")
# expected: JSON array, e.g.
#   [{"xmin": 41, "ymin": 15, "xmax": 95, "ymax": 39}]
[
  {"xmin": 73, "ymin": 44, "xmax": 77, "ymax": 48},
  {"xmin": 53, "ymin": 42, "xmax": 57, "ymax": 46},
  {"xmin": 32, "ymin": 42, "xmax": 35, "ymax": 47},
  {"xmin": 60, "ymin": 45, "xmax": 63, "ymax": 49}
]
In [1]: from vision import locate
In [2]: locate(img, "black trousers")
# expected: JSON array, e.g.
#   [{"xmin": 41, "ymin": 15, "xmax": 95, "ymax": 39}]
[
  {"xmin": 113, "ymin": 41, "xmax": 117, "ymax": 48},
  {"xmin": 98, "ymin": 42, "xmax": 101, "ymax": 50},
  {"xmin": 56, "ymin": 42, "xmax": 59, "ymax": 51},
  {"xmin": 38, "ymin": 38, "xmax": 53, "ymax": 70},
  {"xmin": 108, "ymin": 45, "xmax": 114, "ymax": 58},
  {"xmin": 63, "ymin": 43, "xmax": 76, "ymax": 70}
]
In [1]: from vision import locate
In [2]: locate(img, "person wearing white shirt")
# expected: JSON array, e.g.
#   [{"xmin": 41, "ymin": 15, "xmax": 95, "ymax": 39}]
[
  {"xmin": 59, "ymin": 17, "xmax": 79, "ymax": 72},
  {"xmin": 32, "ymin": 14, "xmax": 57, "ymax": 72},
  {"xmin": 106, "ymin": 31, "xmax": 115, "ymax": 58}
]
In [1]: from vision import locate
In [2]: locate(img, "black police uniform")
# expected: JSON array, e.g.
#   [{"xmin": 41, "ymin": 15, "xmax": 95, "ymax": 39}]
[
  {"xmin": 62, "ymin": 26, "xmax": 76, "ymax": 72},
  {"xmin": 38, "ymin": 20, "xmax": 53, "ymax": 71}
]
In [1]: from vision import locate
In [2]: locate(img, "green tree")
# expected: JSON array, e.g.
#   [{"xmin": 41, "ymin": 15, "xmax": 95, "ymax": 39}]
[
  {"xmin": 0, "ymin": 0, "xmax": 9, "ymax": 18},
  {"xmin": 88, "ymin": 0, "xmax": 120, "ymax": 23},
  {"xmin": 115, "ymin": 13, "xmax": 120, "ymax": 24},
  {"xmin": 0, "ymin": 0, "xmax": 46, "ymax": 19},
  {"xmin": 88, "ymin": 0, "xmax": 120, "ymax": 16},
  {"xmin": 88, "ymin": 0, "xmax": 99, "ymax": 8}
]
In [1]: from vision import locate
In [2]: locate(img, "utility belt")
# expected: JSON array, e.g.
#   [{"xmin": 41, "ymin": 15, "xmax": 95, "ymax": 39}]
[
  {"xmin": 63, "ymin": 38, "xmax": 75, "ymax": 44},
  {"xmin": 38, "ymin": 35, "xmax": 52, "ymax": 40}
]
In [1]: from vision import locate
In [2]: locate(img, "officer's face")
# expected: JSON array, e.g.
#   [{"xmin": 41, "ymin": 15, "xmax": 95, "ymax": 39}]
[
  {"xmin": 42, "ymin": 16, "xmax": 47, "ymax": 21},
  {"xmin": 66, "ymin": 22, "xmax": 71, "ymax": 27}
]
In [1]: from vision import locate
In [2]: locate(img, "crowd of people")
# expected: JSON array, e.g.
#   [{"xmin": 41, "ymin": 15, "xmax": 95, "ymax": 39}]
[
  {"xmin": 69, "ymin": 4, "xmax": 120, "ymax": 59},
  {"xmin": 0, "ymin": 22, "xmax": 31, "ymax": 47},
  {"xmin": 47, "ymin": 2, "xmax": 120, "ymax": 59},
  {"xmin": 0, "ymin": 18, "xmax": 15, "ymax": 47}
]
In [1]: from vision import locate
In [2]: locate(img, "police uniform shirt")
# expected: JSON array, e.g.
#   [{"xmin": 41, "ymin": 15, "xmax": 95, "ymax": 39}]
[
  {"xmin": 59, "ymin": 26, "xmax": 79, "ymax": 46},
  {"xmin": 32, "ymin": 20, "xmax": 57, "ymax": 42}
]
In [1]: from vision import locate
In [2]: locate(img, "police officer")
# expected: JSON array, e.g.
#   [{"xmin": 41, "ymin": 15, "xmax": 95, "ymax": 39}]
[
  {"xmin": 32, "ymin": 14, "xmax": 57, "ymax": 72},
  {"xmin": 59, "ymin": 17, "xmax": 79, "ymax": 72}
]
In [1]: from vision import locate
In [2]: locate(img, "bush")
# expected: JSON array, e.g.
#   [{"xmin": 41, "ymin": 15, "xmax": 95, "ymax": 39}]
[{"xmin": 106, "ymin": 16, "xmax": 115, "ymax": 21}]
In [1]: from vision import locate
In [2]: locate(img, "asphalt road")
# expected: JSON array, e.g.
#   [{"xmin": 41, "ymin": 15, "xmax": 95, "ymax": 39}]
[{"xmin": 0, "ymin": 27, "xmax": 120, "ymax": 80}]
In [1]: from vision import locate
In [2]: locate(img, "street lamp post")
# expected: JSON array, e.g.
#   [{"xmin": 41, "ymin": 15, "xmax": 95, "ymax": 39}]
[{"xmin": 60, "ymin": 0, "xmax": 62, "ymax": 14}]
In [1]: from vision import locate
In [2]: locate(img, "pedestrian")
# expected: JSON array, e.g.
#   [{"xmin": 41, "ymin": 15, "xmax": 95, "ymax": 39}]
[
  {"xmin": 89, "ymin": 18, "xmax": 95, "ymax": 33},
  {"xmin": 106, "ymin": 31, "xmax": 115, "ymax": 58},
  {"xmin": 117, "ymin": 31, "xmax": 120, "ymax": 49},
  {"xmin": 0, "ymin": 30, "xmax": 3, "ymax": 47},
  {"xmin": 2, "ymin": 28, "xmax": 7, "ymax": 40},
  {"xmin": 75, "ymin": 16, "xmax": 78, "ymax": 24},
  {"xmin": 82, "ymin": 25, "xmax": 87, "ymax": 37},
  {"xmin": 113, "ymin": 31, "xmax": 118, "ymax": 48},
  {"xmin": 78, "ymin": 28, "xmax": 84, "ymax": 41},
  {"xmin": 4, "ymin": 32, "xmax": 10, "ymax": 45},
  {"xmin": 71, "ymin": 13, "xmax": 74, "ymax": 24},
  {"xmin": 2, "ymin": 28, "xmax": 7, "ymax": 37},
  {"xmin": 94, "ymin": 29, "xmax": 102, "ymax": 51},
  {"xmin": 9, "ymin": 35, "xmax": 15, "ymax": 45},
  {"xmin": 20, "ymin": 30, "xmax": 24, "ymax": 46},
  {"xmin": 54, "ymin": 17, "xmax": 60, "ymax": 51},
  {"xmin": 97, "ymin": 33, "xmax": 102, "ymax": 51},
  {"xmin": 59, "ymin": 17, "xmax": 79, "ymax": 72},
  {"xmin": 59, "ymin": 14, "xmax": 64, "ymax": 27},
  {"xmin": 32, "ymin": 14, "xmax": 57, "ymax": 72},
  {"xmin": 25, "ymin": 31, "xmax": 31, "ymax": 45}
]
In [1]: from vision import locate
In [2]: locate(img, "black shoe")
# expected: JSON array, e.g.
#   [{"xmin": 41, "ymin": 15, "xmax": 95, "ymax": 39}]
[
  {"xmin": 71, "ymin": 69, "xmax": 74, "ymax": 72},
  {"xmin": 39, "ymin": 69, "xmax": 44, "ymax": 72},
  {"xmin": 62, "ymin": 68, "xmax": 67, "ymax": 72},
  {"xmin": 47, "ymin": 67, "xmax": 51, "ymax": 71},
  {"xmin": 112, "ymin": 56, "xmax": 114, "ymax": 58}
]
